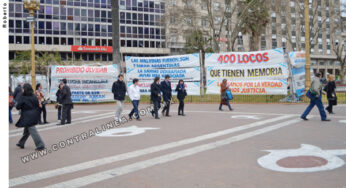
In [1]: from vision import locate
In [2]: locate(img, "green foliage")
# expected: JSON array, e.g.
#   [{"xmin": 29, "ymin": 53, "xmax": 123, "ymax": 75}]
[{"xmin": 239, "ymin": 0, "xmax": 269, "ymax": 51}]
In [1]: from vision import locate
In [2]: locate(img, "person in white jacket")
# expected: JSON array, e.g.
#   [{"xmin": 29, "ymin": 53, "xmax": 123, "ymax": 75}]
[{"xmin": 128, "ymin": 78, "xmax": 142, "ymax": 121}]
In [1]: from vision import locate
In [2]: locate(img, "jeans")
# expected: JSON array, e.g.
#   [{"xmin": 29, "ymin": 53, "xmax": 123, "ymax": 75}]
[
  {"xmin": 58, "ymin": 105, "xmax": 62, "ymax": 120},
  {"xmin": 152, "ymin": 100, "xmax": 160, "ymax": 118},
  {"xmin": 18, "ymin": 126, "xmax": 45, "ymax": 149},
  {"xmin": 9, "ymin": 106, "xmax": 13, "ymax": 124},
  {"xmin": 301, "ymin": 95, "xmax": 327, "ymax": 120},
  {"xmin": 129, "ymin": 100, "xmax": 140, "ymax": 119},
  {"xmin": 115, "ymin": 100, "xmax": 124, "ymax": 120},
  {"xmin": 219, "ymin": 100, "xmax": 232, "ymax": 110}
]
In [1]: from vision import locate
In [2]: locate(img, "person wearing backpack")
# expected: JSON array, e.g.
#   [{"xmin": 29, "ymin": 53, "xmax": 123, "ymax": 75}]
[
  {"xmin": 219, "ymin": 79, "xmax": 233, "ymax": 111},
  {"xmin": 15, "ymin": 83, "xmax": 45, "ymax": 151},
  {"xmin": 9, "ymin": 87, "xmax": 14, "ymax": 124},
  {"xmin": 301, "ymin": 72, "xmax": 330, "ymax": 121}
]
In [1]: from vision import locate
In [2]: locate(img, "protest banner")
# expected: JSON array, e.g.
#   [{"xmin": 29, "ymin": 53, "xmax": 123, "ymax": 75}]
[
  {"xmin": 126, "ymin": 67, "xmax": 201, "ymax": 95},
  {"xmin": 288, "ymin": 51, "xmax": 313, "ymax": 98},
  {"xmin": 125, "ymin": 54, "xmax": 201, "ymax": 95},
  {"xmin": 205, "ymin": 48, "xmax": 288, "ymax": 95},
  {"xmin": 50, "ymin": 65, "xmax": 119, "ymax": 103},
  {"xmin": 125, "ymin": 53, "xmax": 200, "ymax": 69}
]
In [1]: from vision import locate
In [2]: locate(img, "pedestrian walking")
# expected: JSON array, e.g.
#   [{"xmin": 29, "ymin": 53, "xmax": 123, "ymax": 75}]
[
  {"xmin": 15, "ymin": 83, "xmax": 45, "ymax": 151},
  {"xmin": 175, "ymin": 79, "xmax": 187, "ymax": 116},
  {"xmin": 150, "ymin": 77, "xmax": 161, "ymax": 119},
  {"xmin": 112, "ymin": 74, "xmax": 127, "ymax": 122},
  {"xmin": 9, "ymin": 87, "xmax": 14, "ymax": 124},
  {"xmin": 128, "ymin": 78, "xmax": 142, "ymax": 121},
  {"xmin": 56, "ymin": 83, "xmax": 63, "ymax": 120},
  {"xmin": 36, "ymin": 83, "xmax": 49, "ymax": 124},
  {"xmin": 301, "ymin": 72, "xmax": 330, "ymax": 121},
  {"xmin": 324, "ymin": 74, "xmax": 337, "ymax": 114},
  {"xmin": 219, "ymin": 79, "xmax": 233, "ymax": 111},
  {"xmin": 161, "ymin": 75, "xmax": 172, "ymax": 117},
  {"xmin": 57, "ymin": 79, "xmax": 73, "ymax": 125}
]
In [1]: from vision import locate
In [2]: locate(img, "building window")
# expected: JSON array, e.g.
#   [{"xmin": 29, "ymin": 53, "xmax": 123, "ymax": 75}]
[{"xmin": 214, "ymin": 2, "xmax": 220, "ymax": 11}]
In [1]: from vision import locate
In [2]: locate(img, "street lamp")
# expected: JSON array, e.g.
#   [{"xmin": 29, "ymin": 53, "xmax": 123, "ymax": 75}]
[
  {"xmin": 304, "ymin": 0, "xmax": 311, "ymax": 92},
  {"xmin": 24, "ymin": 0, "xmax": 40, "ymax": 91}
]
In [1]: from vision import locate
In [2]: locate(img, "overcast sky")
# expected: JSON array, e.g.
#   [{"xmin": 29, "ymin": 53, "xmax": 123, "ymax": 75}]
[{"xmin": 342, "ymin": 0, "xmax": 346, "ymax": 16}]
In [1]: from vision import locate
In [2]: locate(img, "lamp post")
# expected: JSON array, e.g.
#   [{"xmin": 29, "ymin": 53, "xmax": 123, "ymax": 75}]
[
  {"xmin": 304, "ymin": 0, "xmax": 311, "ymax": 92},
  {"xmin": 24, "ymin": 0, "xmax": 40, "ymax": 91}
]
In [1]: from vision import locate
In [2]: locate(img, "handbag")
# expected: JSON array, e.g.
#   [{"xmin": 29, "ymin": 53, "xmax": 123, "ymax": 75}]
[
  {"xmin": 226, "ymin": 89, "xmax": 233, "ymax": 100},
  {"xmin": 306, "ymin": 89, "xmax": 316, "ymax": 99}
]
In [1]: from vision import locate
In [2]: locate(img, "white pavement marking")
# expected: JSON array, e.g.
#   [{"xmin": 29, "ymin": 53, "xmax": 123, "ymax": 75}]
[
  {"xmin": 44, "ymin": 118, "xmax": 301, "ymax": 188},
  {"xmin": 258, "ymin": 144, "xmax": 346, "ymax": 172},
  {"xmin": 231, "ymin": 115, "xmax": 261, "ymax": 119},
  {"xmin": 339, "ymin": 120, "xmax": 346, "ymax": 124},
  {"xmin": 9, "ymin": 115, "xmax": 293, "ymax": 187},
  {"xmin": 96, "ymin": 126, "xmax": 160, "ymax": 137},
  {"xmin": 9, "ymin": 112, "xmax": 114, "ymax": 134},
  {"xmin": 9, "ymin": 111, "xmax": 130, "ymax": 138}
]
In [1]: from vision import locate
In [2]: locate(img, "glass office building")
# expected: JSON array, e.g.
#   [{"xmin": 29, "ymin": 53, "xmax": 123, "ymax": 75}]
[{"xmin": 9, "ymin": 0, "xmax": 169, "ymax": 63}]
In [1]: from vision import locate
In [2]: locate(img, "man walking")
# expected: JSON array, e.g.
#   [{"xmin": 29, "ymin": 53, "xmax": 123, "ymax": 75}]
[
  {"xmin": 112, "ymin": 74, "xmax": 126, "ymax": 122},
  {"xmin": 160, "ymin": 75, "xmax": 172, "ymax": 117},
  {"xmin": 301, "ymin": 72, "xmax": 330, "ymax": 121},
  {"xmin": 128, "ymin": 78, "xmax": 141, "ymax": 121},
  {"xmin": 57, "ymin": 79, "xmax": 73, "ymax": 125},
  {"xmin": 150, "ymin": 77, "xmax": 161, "ymax": 119}
]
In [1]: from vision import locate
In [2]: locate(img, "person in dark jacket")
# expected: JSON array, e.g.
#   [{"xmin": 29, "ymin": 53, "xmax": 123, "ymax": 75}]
[
  {"xmin": 160, "ymin": 75, "xmax": 172, "ymax": 117},
  {"xmin": 175, "ymin": 79, "xmax": 187, "ymax": 116},
  {"xmin": 13, "ymin": 83, "xmax": 23, "ymax": 104},
  {"xmin": 16, "ymin": 83, "xmax": 45, "ymax": 151},
  {"xmin": 150, "ymin": 77, "xmax": 161, "ymax": 119},
  {"xmin": 56, "ymin": 83, "xmax": 63, "ymax": 120},
  {"xmin": 57, "ymin": 79, "xmax": 73, "ymax": 125},
  {"xmin": 112, "ymin": 74, "xmax": 127, "ymax": 122},
  {"xmin": 324, "ymin": 74, "xmax": 337, "ymax": 114}
]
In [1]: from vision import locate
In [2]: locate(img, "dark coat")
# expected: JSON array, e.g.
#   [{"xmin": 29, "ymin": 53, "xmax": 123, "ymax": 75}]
[
  {"xmin": 15, "ymin": 95, "xmax": 40, "ymax": 128},
  {"xmin": 160, "ymin": 80, "xmax": 172, "ymax": 101},
  {"xmin": 150, "ymin": 82, "xmax": 161, "ymax": 102},
  {"xmin": 13, "ymin": 85, "xmax": 22, "ymax": 103},
  {"xmin": 112, "ymin": 80, "xmax": 127, "ymax": 101},
  {"xmin": 175, "ymin": 84, "xmax": 187, "ymax": 100},
  {"xmin": 61, "ymin": 85, "xmax": 73, "ymax": 104},
  {"xmin": 56, "ymin": 89, "xmax": 63, "ymax": 104},
  {"xmin": 324, "ymin": 81, "xmax": 336, "ymax": 99}
]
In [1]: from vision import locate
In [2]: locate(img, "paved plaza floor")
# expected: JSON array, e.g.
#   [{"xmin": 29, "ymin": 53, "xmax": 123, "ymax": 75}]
[{"xmin": 8, "ymin": 103, "xmax": 346, "ymax": 188}]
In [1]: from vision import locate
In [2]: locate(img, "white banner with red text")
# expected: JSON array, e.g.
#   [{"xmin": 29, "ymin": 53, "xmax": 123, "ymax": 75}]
[
  {"xmin": 50, "ymin": 65, "xmax": 119, "ymax": 103},
  {"xmin": 205, "ymin": 48, "xmax": 288, "ymax": 95}
]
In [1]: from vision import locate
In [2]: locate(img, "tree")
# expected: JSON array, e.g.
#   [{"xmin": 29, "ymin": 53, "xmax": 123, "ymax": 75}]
[
  {"xmin": 330, "ymin": 1, "xmax": 345, "ymax": 83},
  {"xmin": 238, "ymin": 0, "xmax": 269, "ymax": 51},
  {"xmin": 185, "ymin": 29, "xmax": 214, "ymax": 96}
]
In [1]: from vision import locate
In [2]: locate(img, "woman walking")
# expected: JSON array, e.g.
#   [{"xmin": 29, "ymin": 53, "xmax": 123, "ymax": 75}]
[
  {"xmin": 36, "ymin": 83, "xmax": 48, "ymax": 124},
  {"xmin": 324, "ymin": 74, "xmax": 337, "ymax": 114},
  {"xmin": 175, "ymin": 79, "xmax": 187, "ymax": 116},
  {"xmin": 16, "ymin": 83, "xmax": 45, "ymax": 151},
  {"xmin": 219, "ymin": 79, "xmax": 233, "ymax": 111}
]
